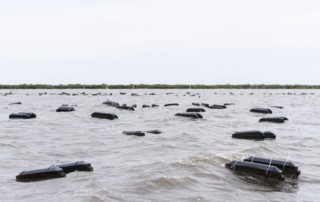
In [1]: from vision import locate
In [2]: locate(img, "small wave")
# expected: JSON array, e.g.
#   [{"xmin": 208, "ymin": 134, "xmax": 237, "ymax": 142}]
[
  {"xmin": 240, "ymin": 145, "xmax": 277, "ymax": 155},
  {"xmin": 0, "ymin": 143, "xmax": 18, "ymax": 148},
  {"xmin": 176, "ymin": 154, "xmax": 215, "ymax": 167},
  {"xmin": 88, "ymin": 196, "xmax": 105, "ymax": 202},
  {"xmin": 213, "ymin": 153, "xmax": 250, "ymax": 166},
  {"xmin": 176, "ymin": 153, "xmax": 252, "ymax": 168},
  {"xmin": 151, "ymin": 176, "xmax": 197, "ymax": 187}
]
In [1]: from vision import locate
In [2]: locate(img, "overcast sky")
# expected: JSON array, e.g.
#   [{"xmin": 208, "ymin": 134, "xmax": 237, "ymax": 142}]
[{"xmin": 0, "ymin": 0, "xmax": 319, "ymax": 85}]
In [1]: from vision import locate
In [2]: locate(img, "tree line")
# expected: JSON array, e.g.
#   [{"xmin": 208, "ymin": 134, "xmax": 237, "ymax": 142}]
[{"xmin": 0, "ymin": 84, "xmax": 319, "ymax": 89}]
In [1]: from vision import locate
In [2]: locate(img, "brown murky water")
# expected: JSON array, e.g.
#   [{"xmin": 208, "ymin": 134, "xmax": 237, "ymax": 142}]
[{"xmin": 0, "ymin": 89, "xmax": 319, "ymax": 201}]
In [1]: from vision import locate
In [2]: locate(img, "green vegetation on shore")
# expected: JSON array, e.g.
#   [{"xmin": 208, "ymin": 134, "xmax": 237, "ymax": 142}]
[{"xmin": 0, "ymin": 84, "xmax": 320, "ymax": 89}]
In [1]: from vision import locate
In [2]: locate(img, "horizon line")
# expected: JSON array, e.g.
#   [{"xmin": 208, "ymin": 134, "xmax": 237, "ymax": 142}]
[{"xmin": 1, "ymin": 84, "xmax": 320, "ymax": 89}]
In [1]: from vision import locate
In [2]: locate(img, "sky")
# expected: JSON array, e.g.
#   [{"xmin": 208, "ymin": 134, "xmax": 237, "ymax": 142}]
[{"xmin": 0, "ymin": 0, "xmax": 319, "ymax": 85}]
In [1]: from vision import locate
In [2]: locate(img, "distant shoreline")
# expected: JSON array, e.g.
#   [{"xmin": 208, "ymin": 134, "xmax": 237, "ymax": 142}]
[{"xmin": 0, "ymin": 84, "xmax": 320, "ymax": 89}]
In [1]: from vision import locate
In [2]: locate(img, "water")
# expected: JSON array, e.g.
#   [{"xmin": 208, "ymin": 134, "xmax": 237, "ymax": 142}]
[{"xmin": 0, "ymin": 89, "xmax": 319, "ymax": 202}]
